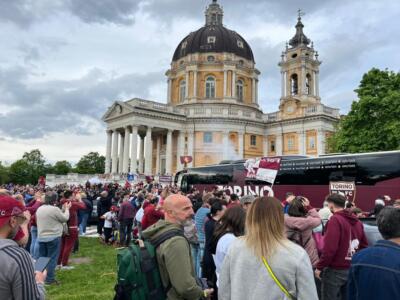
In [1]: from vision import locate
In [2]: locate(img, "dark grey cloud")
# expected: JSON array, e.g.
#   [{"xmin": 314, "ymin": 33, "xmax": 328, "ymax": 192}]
[
  {"xmin": 0, "ymin": 0, "xmax": 139, "ymax": 28},
  {"xmin": 0, "ymin": 65, "xmax": 164, "ymax": 139},
  {"xmin": 64, "ymin": 0, "xmax": 139, "ymax": 25}
]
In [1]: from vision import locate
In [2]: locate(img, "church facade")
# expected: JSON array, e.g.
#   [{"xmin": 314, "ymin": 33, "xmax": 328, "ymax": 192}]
[{"xmin": 102, "ymin": 0, "xmax": 340, "ymax": 175}]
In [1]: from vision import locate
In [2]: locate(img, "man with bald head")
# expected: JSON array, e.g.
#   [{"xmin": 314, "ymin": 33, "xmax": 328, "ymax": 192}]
[{"xmin": 143, "ymin": 194, "xmax": 213, "ymax": 300}]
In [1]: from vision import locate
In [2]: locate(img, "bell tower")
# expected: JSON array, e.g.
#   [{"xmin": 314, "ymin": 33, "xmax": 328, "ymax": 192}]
[{"xmin": 278, "ymin": 10, "xmax": 321, "ymax": 118}]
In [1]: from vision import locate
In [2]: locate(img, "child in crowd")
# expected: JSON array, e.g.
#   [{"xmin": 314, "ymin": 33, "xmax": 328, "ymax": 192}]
[{"xmin": 102, "ymin": 206, "xmax": 118, "ymax": 244}]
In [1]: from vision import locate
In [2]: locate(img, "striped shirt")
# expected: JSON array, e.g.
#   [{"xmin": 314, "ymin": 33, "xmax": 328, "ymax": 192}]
[{"xmin": 0, "ymin": 239, "xmax": 45, "ymax": 300}]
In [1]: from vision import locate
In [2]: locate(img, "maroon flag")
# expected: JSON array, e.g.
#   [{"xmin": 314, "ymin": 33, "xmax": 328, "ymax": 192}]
[
  {"xmin": 244, "ymin": 157, "xmax": 281, "ymax": 184},
  {"xmin": 180, "ymin": 156, "xmax": 193, "ymax": 164}
]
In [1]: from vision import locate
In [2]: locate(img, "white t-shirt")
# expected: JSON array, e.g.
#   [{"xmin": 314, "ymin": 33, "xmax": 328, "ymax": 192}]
[
  {"xmin": 103, "ymin": 212, "xmax": 116, "ymax": 228},
  {"xmin": 135, "ymin": 207, "xmax": 144, "ymax": 223},
  {"xmin": 214, "ymin": 233, "xmax": 237, "ymax": 287}
]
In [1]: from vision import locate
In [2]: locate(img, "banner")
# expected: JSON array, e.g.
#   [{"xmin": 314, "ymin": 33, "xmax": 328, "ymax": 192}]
[
  {"xmin": 329, "ymin": 181, "xmax": 356, "ymax": 202},
  {"xmin": 180, "ymin": 156, "xmax": 193, "ymax": 164},
  {"xmin": 159, "ymin": 175, "xmax": 173, "ymax": 184},
  {"xmin": 244, "ymin": 157, "xmax": 281, "ymax": 184}
]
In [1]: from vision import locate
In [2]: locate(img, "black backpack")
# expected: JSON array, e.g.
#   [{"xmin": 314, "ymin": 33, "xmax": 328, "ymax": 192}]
[{"xmin": 114, "ymin": 229, "xmax": 184, "ymax": 300}]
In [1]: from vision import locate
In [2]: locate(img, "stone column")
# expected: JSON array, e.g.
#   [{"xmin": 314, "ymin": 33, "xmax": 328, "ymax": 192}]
[
  {"xmin": 238, "ymin": 131, "xmax": 244, "ymax": 158},
  {"xmin": 298, "ymin": 131, "xmax": 305, "ymax": 156},
  {"xmin": 156, "ymin": 135, "xmax": 161, "ymax": 174},
  {"xmin": 139, "ymin": 136, "xmax": 145, "ymax": 173},
  {"xmin": 187, "ymin": 131, "xmax": 194, "ymax": 167},
  {"xmin": 223, "ymin": 70, "xmax": 227, "ymax": 97},
  {"xmin": 252, "ymin": 78, "xmax": 256, "ymax": 103},
  {"xmin": 185, "ymin": 72, "xmax": 189, "ymax": 98},
  {"xmin": 276, "ymin": 134, "xmax": 283, "ymax": 156},
  {"xmin": 256, "ymin": 79, "xmax": 259, "ymax": 103},
  {"xmin": 165, "ymin": 130, "xmax": 173, "ymax": 175},
  {"xmin": 222, "ymin": 131, "xmax": 229, "ymax": 160},
  {"xmin": 263, "ymin": 136, "xmax": 269, "ymax": 157},
  {"xmin": 301, "ymin": 64, "xmax": 306, "ymax": 95},
  {"xmin": 232, "ymin": 71, "xmax": 236, "ymax": 98},
  {"xmin": 317, "ymin": 130, "xmax": 325, "ymax": 156},
  {"xmin": 122, "ymin": 126, "xmax": 130, "ymax": 173},
  {"xmin": 105, "ymin": 130, "xmax": 112, "ymax": 174},
  {"xmin": 167, "ymin": 79, "xmax": 172, "ymax": 103},
  {"xmin": 315, "ymin": 71, "xmax": 320, "ymax": 97},
  {"xmin": 176, "ymin": 131, "xmax": 185, "ymax": 171},
  {"xmin": 130, "ymin": 126, "xmax": 138, "ymax": 173},
  {"xmin": 111, "ymin": 130, "xmax": 119, "ymax": 174},
  {"xmin": 193, "ymin": 71, "xmax": 198, "ymax": 98},
  {"xmin": 144, "ymin": 126, "xmax": 153, "ymax": 174},
  {"xmin": 281, "ymin": 72, "xmax": 285, "ymax": 98},
  {"xmin": 118, "ymin": 132, "xmax": 125, "ymax": 173}
]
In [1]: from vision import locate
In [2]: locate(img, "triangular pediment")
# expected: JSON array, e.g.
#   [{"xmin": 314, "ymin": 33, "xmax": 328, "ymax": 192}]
[{"xmin": 102, "ymin": 101, "xmax": 134, "ymax": 121}]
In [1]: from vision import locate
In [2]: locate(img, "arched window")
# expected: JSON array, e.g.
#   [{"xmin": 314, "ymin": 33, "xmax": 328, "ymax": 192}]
[
  {"xmin": 305, "ymin": 74, "xmax": 312, "ymax": 95},
  {"xmin": 205, "ymin": 76, "xmax": 216, "ymax": 99},
  {"xmin": 179, "ymin": 80, "xmax": 186, "ymax": 102},
  {"xmin": 290, "ymin": 74, "xmax": 298, "ymax": 96},
  {"xmin": 236, "ymin": 80, "xmax": 244, "ymax": 102}
]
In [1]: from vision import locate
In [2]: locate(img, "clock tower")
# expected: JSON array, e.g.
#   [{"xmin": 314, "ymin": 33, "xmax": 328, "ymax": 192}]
[{"xmin": 278, "ymin": 11, "xmax": 321, "ymax": 119}]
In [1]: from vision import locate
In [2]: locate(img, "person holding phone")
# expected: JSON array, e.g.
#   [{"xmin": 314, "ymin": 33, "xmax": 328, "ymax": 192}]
[{"xmin": 0, "ymin": 195, "xmax": 46, "ymax": 299}]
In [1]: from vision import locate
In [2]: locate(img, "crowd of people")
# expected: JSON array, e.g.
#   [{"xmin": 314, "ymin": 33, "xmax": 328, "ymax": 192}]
[{"xmin": 0, "ymin": 181, "xmax": 399, "ymax": 299}]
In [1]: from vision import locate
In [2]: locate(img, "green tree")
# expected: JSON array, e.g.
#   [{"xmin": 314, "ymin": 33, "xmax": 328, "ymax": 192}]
[
  {"xmin": 53, "ymin": 160, "xmax": 72, "ymax": 175},
  {"xmin": 9, "ymin": 159, "xmax": 31, "ymax": 184},
  {"xmin": 8, "ymin": 149, "xmax": 48, "ymax": 184},
  {"xmin": 329, "ymin": 68, "xmax": 400, "ymax": 152},
  {"xmin": 0, "ymin": 162, "xmax": 10, "ymax": 184},
  {"xmin": 75, "ymin": 152, "xmax": 105, "ymax": 174}
]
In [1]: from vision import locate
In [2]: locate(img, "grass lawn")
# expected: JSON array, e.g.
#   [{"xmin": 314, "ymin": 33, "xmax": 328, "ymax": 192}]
[{"xmin": 46, "ymin": 237, "xmax": 117, "ymax": 300}]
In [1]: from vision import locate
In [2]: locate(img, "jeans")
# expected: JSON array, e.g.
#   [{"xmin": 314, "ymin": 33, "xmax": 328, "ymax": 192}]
[
  {"xmin": 79, "ymin": 212, "xmax": 90, "ymax": 235},
  {"xmin": 191, "ymin": 242, "xmax": 205, "ymax": 278},
  {"xmin": 30, "ymin": 226, "xmax": 40, "ymax": 259},
  {"xmin": 38, "ymin": 237, "xmax": 61, "ymax": 283},
  {"xmin": 97, "ymin": 219, "xmax": 105, "ymax": 235},
  {"xmin": 321, "ymin": 267, "xmax": 348, "ymax": 300},
  {"xmin": 119, "ymin": 219, "xmax": 133, "ymax": 246}
]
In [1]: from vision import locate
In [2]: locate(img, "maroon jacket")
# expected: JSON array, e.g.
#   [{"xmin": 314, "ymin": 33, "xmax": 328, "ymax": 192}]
[
  {"xmin": 118, "ymin": 201, "xmax": 136, "ymax": 221},
  {"xmin": 60, "ymin": 198, "xmax": 86, "ymax": 228},
  {"xmin": 26, "ymin": 200, "xmax": 43, "ymax": 227},
  {"xmin": 141, "ymin": 204, "xmax": 164, "ymax": 230},
  {"xmin": 316, "ymin": 209, "xmax": 368, "ymax": 270}
]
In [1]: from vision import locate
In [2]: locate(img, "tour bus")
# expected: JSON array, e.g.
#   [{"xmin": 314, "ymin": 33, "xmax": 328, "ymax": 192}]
[{"xmin": 175, "ymin": 151, "xmax": 400, "ymax": 211}]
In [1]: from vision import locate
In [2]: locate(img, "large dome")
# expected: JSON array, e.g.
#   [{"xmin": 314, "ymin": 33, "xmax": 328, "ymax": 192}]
[{"xmin": 172, "ymin": 25, "xmax": 254, "ymax": 62}]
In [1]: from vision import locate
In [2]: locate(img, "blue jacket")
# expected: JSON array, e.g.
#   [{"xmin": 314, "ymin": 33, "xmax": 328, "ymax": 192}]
[{"xmin": 347, "ymin": 240, "xmax": 400, "ymax": 300}]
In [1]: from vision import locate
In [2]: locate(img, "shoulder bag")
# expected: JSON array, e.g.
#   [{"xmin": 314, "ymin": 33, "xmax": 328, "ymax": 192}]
[{"xmin": 262, "ymin": 256, "xmax": 297, "ymax": 300}]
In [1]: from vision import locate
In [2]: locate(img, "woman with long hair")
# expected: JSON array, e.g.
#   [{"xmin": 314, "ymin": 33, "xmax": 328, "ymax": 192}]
[
  {"xmin": 219, "ymin": 196, "xmax": 318, "ymax": 300},
  {"xmin": 211, "ymin": 206, "xmax": 246, "ymax": 287}
]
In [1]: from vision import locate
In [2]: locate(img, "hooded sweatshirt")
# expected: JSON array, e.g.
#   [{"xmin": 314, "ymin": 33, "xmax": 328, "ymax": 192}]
[
  {"xmin": 316, "ymin": 209, "xmax": 368, "ymax": 270},
  {"xmin": 142, "ymin": 220, "xmax": 203, "ymax": 300},
  {"xmin": 284, "ymin": 208, "xmax": 321, "ymax": 268},
  {"xmin": 0, "ymin": 239, "xmax": 45, "ymax": 300}
]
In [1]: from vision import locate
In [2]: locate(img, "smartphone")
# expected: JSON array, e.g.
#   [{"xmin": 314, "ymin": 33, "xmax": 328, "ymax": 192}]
[{"xmin": 34, "ymin": 257, "xmax": 51, "ymax": 272}]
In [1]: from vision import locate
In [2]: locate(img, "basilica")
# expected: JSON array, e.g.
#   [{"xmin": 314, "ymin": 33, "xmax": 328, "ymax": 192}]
[{"xmin": 102, "ymin": 0, "xmax": 340, "ymax": 175}]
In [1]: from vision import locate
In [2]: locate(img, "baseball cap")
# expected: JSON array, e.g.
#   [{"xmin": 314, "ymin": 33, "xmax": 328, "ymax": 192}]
[
  {"xmin": 0, "ymin": 195, "xmax": 26, "ymax": 228},
  {"xmin": 240, "ymin": 195, "xmax": 256, "ymax": 206}
]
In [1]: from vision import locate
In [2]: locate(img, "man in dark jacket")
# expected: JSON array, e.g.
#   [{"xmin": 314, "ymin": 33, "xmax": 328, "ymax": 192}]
[
  {"xmin": 315, "ymin": 194, "xmax": 368, "ymax": 300},
  {"xmin": 97, "ymin": 191, "xmax": 111, "ymax": 235},
  {"xmin": 347, "ymin": 207, "xmax": 400, "ymax": 300},
  {"xmin": 118, "ymin": 194, "xmax": 136, "ymax": 246}
]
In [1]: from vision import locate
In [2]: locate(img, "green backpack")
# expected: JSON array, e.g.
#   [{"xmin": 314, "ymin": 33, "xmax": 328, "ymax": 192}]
[{"xmin": 114, "ymin": 229, "xmax": 183, "ymax": 300}]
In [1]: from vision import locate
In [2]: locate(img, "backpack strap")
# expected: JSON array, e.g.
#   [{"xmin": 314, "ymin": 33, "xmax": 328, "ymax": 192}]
[{"xmin": 150, "ymin": 229, "xmax": 185, "ymax": 248}]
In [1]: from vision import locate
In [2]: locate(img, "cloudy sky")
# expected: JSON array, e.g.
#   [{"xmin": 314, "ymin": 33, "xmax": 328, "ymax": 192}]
[{"xmin": 0, "ymin": 0, "xmax": 399, "ymax": 164}]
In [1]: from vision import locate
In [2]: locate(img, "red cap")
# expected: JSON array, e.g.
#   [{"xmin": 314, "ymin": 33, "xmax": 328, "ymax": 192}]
[
  {"xmin": 111, "ymin": 205, "xmax": 118, "ymax": 212},
  {"xmin": 0, "ymin": 195, "xmax": 26, "ymax": 228}
]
